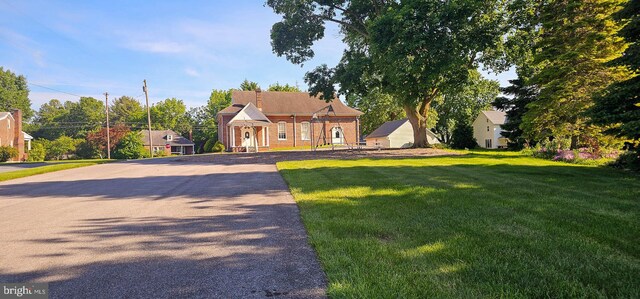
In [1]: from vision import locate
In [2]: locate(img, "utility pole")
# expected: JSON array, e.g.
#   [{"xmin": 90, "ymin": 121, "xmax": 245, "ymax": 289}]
[
  {"xmin": 143, "ymin": 80, "xmax": 153, "ymax": 158},
  {"xmin": 104, "ymin": 92, "xmax": 111, "ymax": 159}
]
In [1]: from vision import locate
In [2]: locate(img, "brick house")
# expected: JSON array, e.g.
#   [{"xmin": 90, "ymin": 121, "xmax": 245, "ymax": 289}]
[
  {"xmin": 217, "ymin": 90, "xmax": 362, "ymax": 152},
  {"xmin": 140, "ymin": 129, "xmax": 195, "ymax": 156},
  {"xmin": 0, "ymin": 109, "xmax": 26, "ymax": 161}
]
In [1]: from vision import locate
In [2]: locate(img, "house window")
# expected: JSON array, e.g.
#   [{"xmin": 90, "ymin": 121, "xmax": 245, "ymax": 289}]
[
  {"xmin": 167, "ymin": 135, "xmax": 173, "ymax": 141},
  {"xmin": 487, "ymin": 126, "xmax": 490, "ymax": 132},
  {"xmin": 300, "ymin": 122, "xmax": 310, "ymax": 140},
  {"xmin": 485, "ymin": 139, "xmax": 492, "ymax": 148},
  {"xmin": 278, "ymin": 122, "xmax": 286, "ymax": 140}
]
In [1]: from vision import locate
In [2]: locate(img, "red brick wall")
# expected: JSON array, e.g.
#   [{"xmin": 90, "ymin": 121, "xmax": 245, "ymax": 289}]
[
  {"xmin": 0, "ymin": 111, "xmax": 24, "ymax": 161},
  {"xmin": 219, "ymin": 113, "xmax": 360, "ymax": 151},
  {"xmin": 0, "ymin": 116, "xmax": 15, "ymax": 149}
]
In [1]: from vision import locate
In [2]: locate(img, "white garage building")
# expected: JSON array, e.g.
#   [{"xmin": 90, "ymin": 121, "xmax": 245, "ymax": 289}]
[{"xmin": 365, "ymin": 118, "xmax": 440, "ymax": 148}]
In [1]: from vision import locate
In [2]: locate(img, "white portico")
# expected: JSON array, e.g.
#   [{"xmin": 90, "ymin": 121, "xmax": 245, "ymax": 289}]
[{"xmin": 226, "ymin": 102, "xmax": 271, "ymax": 152}]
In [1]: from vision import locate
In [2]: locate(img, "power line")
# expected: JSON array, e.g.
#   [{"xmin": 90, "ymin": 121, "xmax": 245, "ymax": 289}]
[{"xmin": 28, "ymin": 83, "xmax": 84, "ymax": 98}]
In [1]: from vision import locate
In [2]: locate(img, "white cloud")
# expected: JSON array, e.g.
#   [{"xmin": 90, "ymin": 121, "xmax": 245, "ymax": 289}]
[
  {"xmin": 0, "ymin": 27, "xmax": 46, "ymax": 67},
  {"xmin": 124, "ymin": 40, "xmax": 188, "ymax": 54},
  {"xmin": 184, "ymin": 67, "xmax": 200, "ymax": 77}
]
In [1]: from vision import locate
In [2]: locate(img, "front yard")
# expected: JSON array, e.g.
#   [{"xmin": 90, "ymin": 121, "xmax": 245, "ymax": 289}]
[{"xmin": 278, "ymin": 152, "xmax": 640, "ymax": 298}]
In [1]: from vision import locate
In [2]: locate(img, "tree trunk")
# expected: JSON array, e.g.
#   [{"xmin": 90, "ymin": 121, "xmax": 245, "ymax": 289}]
[{"xmin": 404, "ymin": 104, "xmax": 430, "ymax": 148}]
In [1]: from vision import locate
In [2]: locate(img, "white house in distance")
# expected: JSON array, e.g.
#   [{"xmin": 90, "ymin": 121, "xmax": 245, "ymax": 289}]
[
  {"xmin": 366, "ymin": 118, "xmax": 440, "ymax": 148},
  {"xmin": 473, "ymin": 110, "xmax": 508, "ymax": 149}
]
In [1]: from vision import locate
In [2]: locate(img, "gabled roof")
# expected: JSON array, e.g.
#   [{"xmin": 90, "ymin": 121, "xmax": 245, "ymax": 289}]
[
  {"xmin": 23, "ymin": 131, "xmax": 34, "ymax": 140},
  {"xmin": 367, "ymin": 119, "xmax": 409, "ymax": 138},
  {"xmin": 481, "ymin": 110, "xmax": 507, "ymax": 125},
  {"xmin": 0, "ymin": 112, "xmax": 15, "ymax": 121},
  {"xmin": 218, "ymin": 90, "xmax": 363, "ymax": 116},
  {"xmin": 140, "ymin": 129, "xmax": 194, "ymax": 146},
  {"xmin": 227, "ymin": 102, "xmax": 271, "ymax": 126}
]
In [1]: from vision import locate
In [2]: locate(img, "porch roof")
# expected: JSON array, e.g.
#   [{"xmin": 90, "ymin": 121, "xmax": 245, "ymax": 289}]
[{"xmin": 227, "ymin": 102, "xmax": 271, "ymax": 127}]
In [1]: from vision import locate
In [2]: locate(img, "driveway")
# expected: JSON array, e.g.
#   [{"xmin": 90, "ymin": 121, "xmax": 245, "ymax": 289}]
[{"xmin": 0, "ymin": 157, "xmax": 326, "ymax": 298}]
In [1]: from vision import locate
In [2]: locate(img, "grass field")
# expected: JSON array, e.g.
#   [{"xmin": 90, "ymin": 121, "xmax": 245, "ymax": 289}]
[
  {"xmin": 278, "ymin": 152, "xmax": 640, "ymax": 298},
  {"xmin": 0, "ymin": 160, "xmax": 111, "ymax": 182}
]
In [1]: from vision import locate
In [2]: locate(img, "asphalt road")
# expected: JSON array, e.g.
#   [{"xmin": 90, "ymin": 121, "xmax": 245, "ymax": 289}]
[{"xmin": 0, "ymin": 157, "xmax": 326, "ymax": 298}]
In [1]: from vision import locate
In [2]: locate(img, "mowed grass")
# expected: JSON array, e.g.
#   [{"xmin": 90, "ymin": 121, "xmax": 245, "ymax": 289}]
[
  {"xmin": 277, "ymin": 152, "xmax": 640, "ymax": 298},
  {"xmin": 0, "ymin": 160, "xmax": 110, "ymax": 182}
]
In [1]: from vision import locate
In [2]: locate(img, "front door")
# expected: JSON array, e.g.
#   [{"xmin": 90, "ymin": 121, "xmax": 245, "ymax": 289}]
[
  {"xmin": 331, "ymin": 127, "xmax": 344, "ymax": 144},
  {"xmin": 241, "ymin": 127, "xmax": 253, "ymax": 148}
]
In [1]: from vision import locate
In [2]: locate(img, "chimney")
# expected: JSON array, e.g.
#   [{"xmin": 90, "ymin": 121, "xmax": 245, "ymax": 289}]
[
  {"xmin": 255, "ymin": 88, "xmax": 263, "ymax": 111},
  {"xmin": 11, "ymin": 109, "xmax": 24, "ymax": 161}
]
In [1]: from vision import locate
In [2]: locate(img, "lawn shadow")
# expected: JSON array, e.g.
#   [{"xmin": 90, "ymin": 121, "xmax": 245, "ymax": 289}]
[{"xmin": 278, "ymin": 161, "xmax": 640, "ymax": 297}]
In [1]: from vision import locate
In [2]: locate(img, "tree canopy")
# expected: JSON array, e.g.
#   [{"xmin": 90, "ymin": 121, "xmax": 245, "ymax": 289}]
[
  {"xmin": 240, "ymin": 79, "xmax": 261, "ymax": 91},
  {"xmin": 522, "ymin": 0, "xmax": 630, "ymax": 149},
  {"xmin": 590, "ymin": 0, "xmax": 640, "ymax": 151},
  {"xmin": 268, "ymin": 0, "xmax": 522, "ymax": 147},
  {"xmin": 0, "ymin": 67, "xmax": 33, "ymax": 119},
  {"xmin": 268, "ymin": 82, "xmax": 301, "ymax": 92},
  {"xmin": 110, "ymin": 96, "xmax": 144, "ymax": 125}
]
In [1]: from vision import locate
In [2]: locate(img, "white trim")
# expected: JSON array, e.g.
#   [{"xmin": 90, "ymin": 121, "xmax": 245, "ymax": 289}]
[
  {"xmin": 266, "ymin": 127, "xmax": 270, "ymax": 146},
  {"xmin": 300, "ymin": 122, "xmax": 310, "ymax": 141},
  {"xmin": 277, "ymin": 121, "xmax": 286, "ymax": 140}
]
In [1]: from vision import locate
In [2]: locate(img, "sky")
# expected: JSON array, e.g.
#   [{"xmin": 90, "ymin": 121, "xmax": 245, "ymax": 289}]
[{"xmin": 0, "ymin": 0, "xmax": 515, "ymax": 111}]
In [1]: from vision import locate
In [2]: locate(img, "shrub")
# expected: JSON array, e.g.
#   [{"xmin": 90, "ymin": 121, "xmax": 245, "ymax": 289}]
[
  {"xmin": 450, "ymin": 122, "xmax": 477, "ymax": 149},
  {"xmin": 113, "ymin": 132, "xmax": 146, "ymax": 159},
  {"xmin": 212, "ymin": 141, "xmax": 225, "ymax": 152},
  {"xmin": 45, "ymin": 136, "xmax": 80, "ymax": 160},
  {"xmin": 610, "ymin": 151, "xmax": 640, "ymax": 171},
  {"xmin": 27, "ymin": 141, "xmax": 46, "ymax": 162},
  {"xmin": 0, "ymin": 146, "xmax": 19, "ymax": 162},
  {"xmin": 203, "ymin": 139, "xmax": 215, "ymax": 153}
]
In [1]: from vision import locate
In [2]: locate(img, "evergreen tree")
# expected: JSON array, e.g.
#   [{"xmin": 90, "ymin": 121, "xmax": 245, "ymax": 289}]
[
  {"xmin": 493, "ymin": 78, "xmax": 539, "ymax": 149},
  {"xmin": 591, "ymin": 0, "xmax": 640, "ymax": 153},
  {"xmin": 523, "ymin": 0, "xmax": 631, "ymax": 149}
]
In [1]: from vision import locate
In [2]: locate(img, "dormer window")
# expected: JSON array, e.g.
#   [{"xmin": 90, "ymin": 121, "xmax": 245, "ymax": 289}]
[{"xmin": 167, "ymin": 135, "xmax": 173, "ymax": 141}]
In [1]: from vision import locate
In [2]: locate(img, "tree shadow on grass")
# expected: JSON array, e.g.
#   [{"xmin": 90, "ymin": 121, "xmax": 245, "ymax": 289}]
[{"xmin": 278, "ymin": 162, "xmax": 640, "ymax": 298}]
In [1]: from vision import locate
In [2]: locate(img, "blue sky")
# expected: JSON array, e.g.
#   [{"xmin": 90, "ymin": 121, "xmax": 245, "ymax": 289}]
[{"xmin": 0, "ymin": 0, "xmax": 514, "ymax": 111}]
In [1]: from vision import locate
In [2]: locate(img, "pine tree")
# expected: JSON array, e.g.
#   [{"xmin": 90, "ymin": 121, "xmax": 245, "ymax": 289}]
[
  {"xmin": 493, "ymin": 78, "xmax": 538, "ymax": 150},
  {"xmin": 591, "ymin": 0, "xmax": 640, "ymax": 151},
  {"xmin": 523, "ymin": 0, "xmax": 631, "ymax": 149}
]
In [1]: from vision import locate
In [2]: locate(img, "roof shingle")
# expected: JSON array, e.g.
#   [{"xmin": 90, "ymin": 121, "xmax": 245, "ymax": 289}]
[{"xmin": 219, "ymin": 91, "xmax": 362, "ymax": 116}]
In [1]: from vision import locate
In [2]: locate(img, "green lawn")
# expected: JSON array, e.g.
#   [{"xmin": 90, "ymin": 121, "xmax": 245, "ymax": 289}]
[
  {"xmin": 0, "ymin": 160, "xmax": 111, "ymax": 182},
  {"xmin": 277, "ymin": 152, "xmax": 640, "ymax": 298}
]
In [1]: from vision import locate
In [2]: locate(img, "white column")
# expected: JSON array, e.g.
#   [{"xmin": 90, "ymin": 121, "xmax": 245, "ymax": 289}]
[
  {"xmin": 266, "ymin": 126, "xmax": 269, "ymax": 147},
  {"xmin": 231, "ymin": 126, "xmax": 235, "ymax": 147}
]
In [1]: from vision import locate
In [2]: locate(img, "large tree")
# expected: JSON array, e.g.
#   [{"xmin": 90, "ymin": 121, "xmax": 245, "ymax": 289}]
[
  {"xmin": 0, "ymin": 67, "xmax": 33, "ymax": 119},
  {"xmin": 268, "ymin": 82, "xmax": 302, "ymax": 92},
  {"xmin": 240, "ymin": 79, "xmax": 261, "ymax": 91},
  {"xmin": 110, "ymin": 96, "xmax": 144, "ymax": 125},
  {"xmin": 268, "ymin": 0, "xmax": 521, "ymax": 147},
  {"xmin": 150, "ymin": 98, "xmax": 189, "ymax": 133},
  {"xmin": 432, "ymin": 70, "xmax": 499, "ymax": 144},
  {"xmin": 493, "ymin": 78, "xmax": 539, "ymax": 149},
  {"xmin": 67, "ymin": 97, "xmax": 106, "ymax": 138},
  {"xmin": 345, "ymin": 89, "xmax": 405, "ymax": 136},
  {"xmin": 522, "ymin": 0, "xmax": 631, "ymax": 149},
  {"xmin": 591, "ymin": 0, "xmax": 640, "ymax": 152}
]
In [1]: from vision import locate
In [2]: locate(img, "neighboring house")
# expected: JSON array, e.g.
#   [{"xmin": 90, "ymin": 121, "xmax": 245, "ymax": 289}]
[
  {"xmin": 0, "ymin": 109, "xmax": 26, "ymax": 161},
  {"xmin": 365, "ymin": 118, "xmax": 440, "ymax": 148},
  {"xmin": 217, "ymin": 90, "xmax": 363, "ymax": 152},
  {"xmin": 140, "ymin": 130, "xmax": 195, "ymax": 155},
  {"xmin": 473, "ymin": 110, "xmax": 508, "ymax": 149}
]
